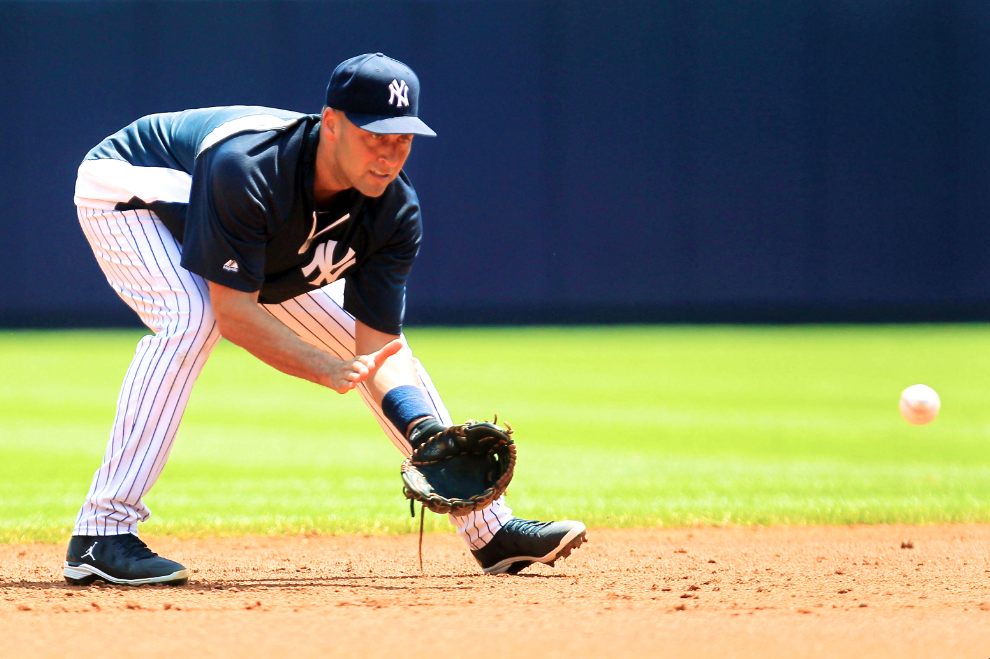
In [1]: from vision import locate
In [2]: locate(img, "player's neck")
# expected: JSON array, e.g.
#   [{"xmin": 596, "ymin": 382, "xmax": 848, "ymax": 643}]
[{"xmin": 313, "ymin": 138, "xmax": 350, "ymax": 207}]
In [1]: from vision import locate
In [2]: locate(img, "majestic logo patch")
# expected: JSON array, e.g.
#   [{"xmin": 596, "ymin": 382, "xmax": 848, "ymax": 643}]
[
  {"xmin": 388, "ymin": 79, "xmax": 410, "ymax": 108},
  {"xmin": 223, "ymin": 259, "xmax": 239, "ymax": 273}
]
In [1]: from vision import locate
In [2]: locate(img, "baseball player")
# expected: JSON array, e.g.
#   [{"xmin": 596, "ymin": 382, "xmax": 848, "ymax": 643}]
[{"xmin": 64, "ymin": 53, "xmax": 586, "ymax": 586}]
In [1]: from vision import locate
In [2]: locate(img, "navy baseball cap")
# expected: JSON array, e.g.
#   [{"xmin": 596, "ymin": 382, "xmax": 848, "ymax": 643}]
[{"xmin": 326, "ymin": 53, "xmax": 436, "ymax": 137}]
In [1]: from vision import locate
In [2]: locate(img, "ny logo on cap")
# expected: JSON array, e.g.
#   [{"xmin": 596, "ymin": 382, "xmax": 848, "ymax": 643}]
[{"xmin": 388, "ymin": 79, "xmax": 410, "ymax": 108}]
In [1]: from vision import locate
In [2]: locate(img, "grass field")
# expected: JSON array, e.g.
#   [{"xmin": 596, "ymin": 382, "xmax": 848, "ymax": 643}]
[{"xmin": 0, "ymin": 325, "xmax": 988, "ymax": 544}]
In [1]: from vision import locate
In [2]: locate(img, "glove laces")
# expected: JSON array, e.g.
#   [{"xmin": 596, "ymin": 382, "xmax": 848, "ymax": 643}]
[{"xmin": 410, "ymin": 500, "xmax": 426, "ymax": 573}]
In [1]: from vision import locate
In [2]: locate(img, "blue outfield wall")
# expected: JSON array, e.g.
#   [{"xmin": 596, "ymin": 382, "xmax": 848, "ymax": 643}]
[{"xmin": 0, "ymin": 0, "xmax": 989, "ymax": 327}]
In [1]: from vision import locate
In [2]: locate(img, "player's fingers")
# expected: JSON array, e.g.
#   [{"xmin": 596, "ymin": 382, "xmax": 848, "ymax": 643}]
[
  {"xmin": 347, "ymin": 362, "xmax": 369, "ymax": 379},
  {"xmin": 339, "ymin": 341, "xmax": 402, "ymax": 390},
  {"xmin": 371, "ymin": 339, "xmax": 403, "ymax": 366},
  {"xmin": 332, "ymin": 379, "xmax": 355, "ymax": 394},
  {"xmin": 354, "ymin": 355, "xmax": 376, "ymax": 369}
]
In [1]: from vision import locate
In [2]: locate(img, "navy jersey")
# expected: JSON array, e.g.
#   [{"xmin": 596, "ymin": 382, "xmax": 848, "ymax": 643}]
[{"xmin": 74, "ymin": 106, "xmax": 422, "ymax": 334}]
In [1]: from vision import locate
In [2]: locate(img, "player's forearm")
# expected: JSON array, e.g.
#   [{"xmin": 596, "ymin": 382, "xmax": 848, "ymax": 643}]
[
  {"xmin": 222, "ymin": 305, "xmax": 339, "ymax": 387},
  {"xmin": 210, "ymin": 287, "xmax": 338, "ymax": 388}
]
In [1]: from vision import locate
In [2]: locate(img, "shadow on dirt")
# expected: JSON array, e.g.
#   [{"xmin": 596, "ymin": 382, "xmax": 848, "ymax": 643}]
[{"xmin": 1, "ymin": 570, "xmax": 569, "ymax": 592}]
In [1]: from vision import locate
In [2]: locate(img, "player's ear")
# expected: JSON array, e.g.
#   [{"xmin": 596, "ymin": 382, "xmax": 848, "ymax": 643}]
[{"xmin": 321, "ymin": 106, "xmax": 338, "ymax": 141}]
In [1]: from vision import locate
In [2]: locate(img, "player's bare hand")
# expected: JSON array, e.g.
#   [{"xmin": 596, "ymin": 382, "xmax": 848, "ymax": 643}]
[{"xmin": 329, "ymin": 338, "xmax": 403, "ymax": 393}]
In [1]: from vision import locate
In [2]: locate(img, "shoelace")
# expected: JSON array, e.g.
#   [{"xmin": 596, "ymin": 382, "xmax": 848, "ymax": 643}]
[
  {"xmin": 115, "ymin": 535, "xmax": 159, "ymax": 561},
  {"xmin": 505, "ymin": 519, "xmax": 552, "ymax": 535}
]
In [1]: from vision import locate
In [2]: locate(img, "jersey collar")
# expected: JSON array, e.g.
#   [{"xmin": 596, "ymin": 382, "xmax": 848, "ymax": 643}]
[{"xmin": 301, "ymin": 118, "xmax": 322, "ymax": 216}]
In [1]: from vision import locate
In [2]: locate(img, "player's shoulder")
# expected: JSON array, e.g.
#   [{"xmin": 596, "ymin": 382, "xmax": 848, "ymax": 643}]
[
  {"xmin": 200, "ymin": 108, "xmax": 317, "ymax": 179},
  {"xmin": 188, "ymin": 106, "xmax": 312, "ymax": 157},
  {"xmin": 88, "ymin": 106, "xmax": 315, "ymax": 170},
  {"xmin": 112, "ymin": 105, "xmax": 306, "ymax": 151}
]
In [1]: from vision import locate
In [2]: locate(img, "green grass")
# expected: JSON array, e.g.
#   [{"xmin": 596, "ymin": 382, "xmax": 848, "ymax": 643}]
[{"xmin": 0, "ymin": 325, "xmax": 988, "ymax": 543}]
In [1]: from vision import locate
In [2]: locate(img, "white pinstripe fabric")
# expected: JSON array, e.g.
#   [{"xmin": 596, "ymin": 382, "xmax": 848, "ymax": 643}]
[{"xmin": 74, "ymin": 206, "xmax": 512, "ymax": 549}]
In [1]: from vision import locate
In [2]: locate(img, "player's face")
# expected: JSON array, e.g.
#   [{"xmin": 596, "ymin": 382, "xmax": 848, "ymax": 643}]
[{"xmin": 335, "ymin": 115, "xmax": 414, "ymax": 197}]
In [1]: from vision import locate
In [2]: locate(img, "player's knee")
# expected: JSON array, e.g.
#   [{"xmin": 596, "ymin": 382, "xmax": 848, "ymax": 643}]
[{"xmin": 153, "ymin": 306, "xmax": 219, "ymax": 345}]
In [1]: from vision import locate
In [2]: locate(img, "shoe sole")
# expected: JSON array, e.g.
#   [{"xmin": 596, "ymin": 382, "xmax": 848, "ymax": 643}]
[
  {"xmin": 63, "ymin": 561, "xmax": 189, "ymax": 587},
  {"xmin": 483, "ymin": 522, "xmax": 588, "ymax": 575}
]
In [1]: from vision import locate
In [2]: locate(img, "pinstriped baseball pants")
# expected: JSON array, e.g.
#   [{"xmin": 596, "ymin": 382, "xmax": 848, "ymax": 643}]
[{"xmin": 74, "ymin": 206, "xmax": 511, "ymax": 550}]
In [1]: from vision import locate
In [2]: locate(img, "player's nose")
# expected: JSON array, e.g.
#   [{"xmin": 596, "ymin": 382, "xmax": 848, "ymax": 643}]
[{"xmin": 377, "ymin": 144, "xmax": 401, "ymax": 167}]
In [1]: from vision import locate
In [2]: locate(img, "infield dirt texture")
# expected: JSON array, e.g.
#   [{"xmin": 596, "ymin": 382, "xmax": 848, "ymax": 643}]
[
  {"xmin": 2, "ymin": 526, "xmax": 990, "ymax": 658},
  {"xmin": 2, "ymin": 326, "xmax": 989, "ymax": 657}
]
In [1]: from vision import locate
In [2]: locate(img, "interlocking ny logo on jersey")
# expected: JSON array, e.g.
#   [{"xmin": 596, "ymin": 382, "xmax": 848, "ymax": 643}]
[
  {"xmin": 300, "ymin": 211, "xmax": 356, "ymax": 286},
  {"xmin": 388, "ymin": 79, "xmax": 409, "ymax": 108},
  {"xmin": 302, "ymin": 240, "xmax": 356, "ymax": 286}
]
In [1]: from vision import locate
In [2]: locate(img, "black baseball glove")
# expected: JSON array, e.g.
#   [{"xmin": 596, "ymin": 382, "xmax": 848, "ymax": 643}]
[{"xmin": 401, "ymin": 417, "xmax": 516, "ymax": 516}]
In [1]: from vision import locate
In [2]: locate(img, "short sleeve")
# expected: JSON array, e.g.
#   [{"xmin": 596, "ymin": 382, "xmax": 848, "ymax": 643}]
[
  {"xmin": 343, "ymin": 203, "xmax": 422, "ymax": 335},
  {"xmin": 180, "ymin": 145, "xmax": 268, "ymax": 292}
]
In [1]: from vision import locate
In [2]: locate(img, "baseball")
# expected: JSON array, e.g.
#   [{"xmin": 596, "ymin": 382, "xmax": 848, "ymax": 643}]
[{"xmin": 899, "ymin": 384, "xmax": 940, "ymax": 425}]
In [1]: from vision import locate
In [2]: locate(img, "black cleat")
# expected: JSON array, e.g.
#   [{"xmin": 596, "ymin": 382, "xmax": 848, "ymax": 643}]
[
  {"xmin": 471, "ymin": 518, "xmax": 587, "ymax": 575},
  {"xmin": 63, "ymin": 534, "xmax": 189, "ymax": 586}
]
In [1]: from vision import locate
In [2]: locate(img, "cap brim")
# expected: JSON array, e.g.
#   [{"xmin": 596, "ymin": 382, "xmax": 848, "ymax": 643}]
[{"xmin": 345, "ymin": 112, "xmax": 437, "ymax": 137}]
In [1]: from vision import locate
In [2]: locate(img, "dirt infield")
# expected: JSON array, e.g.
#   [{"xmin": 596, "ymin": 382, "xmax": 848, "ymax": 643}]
[{"xmin": 2, "ymin": 525, "xmax": 989, "ymax": 658}]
